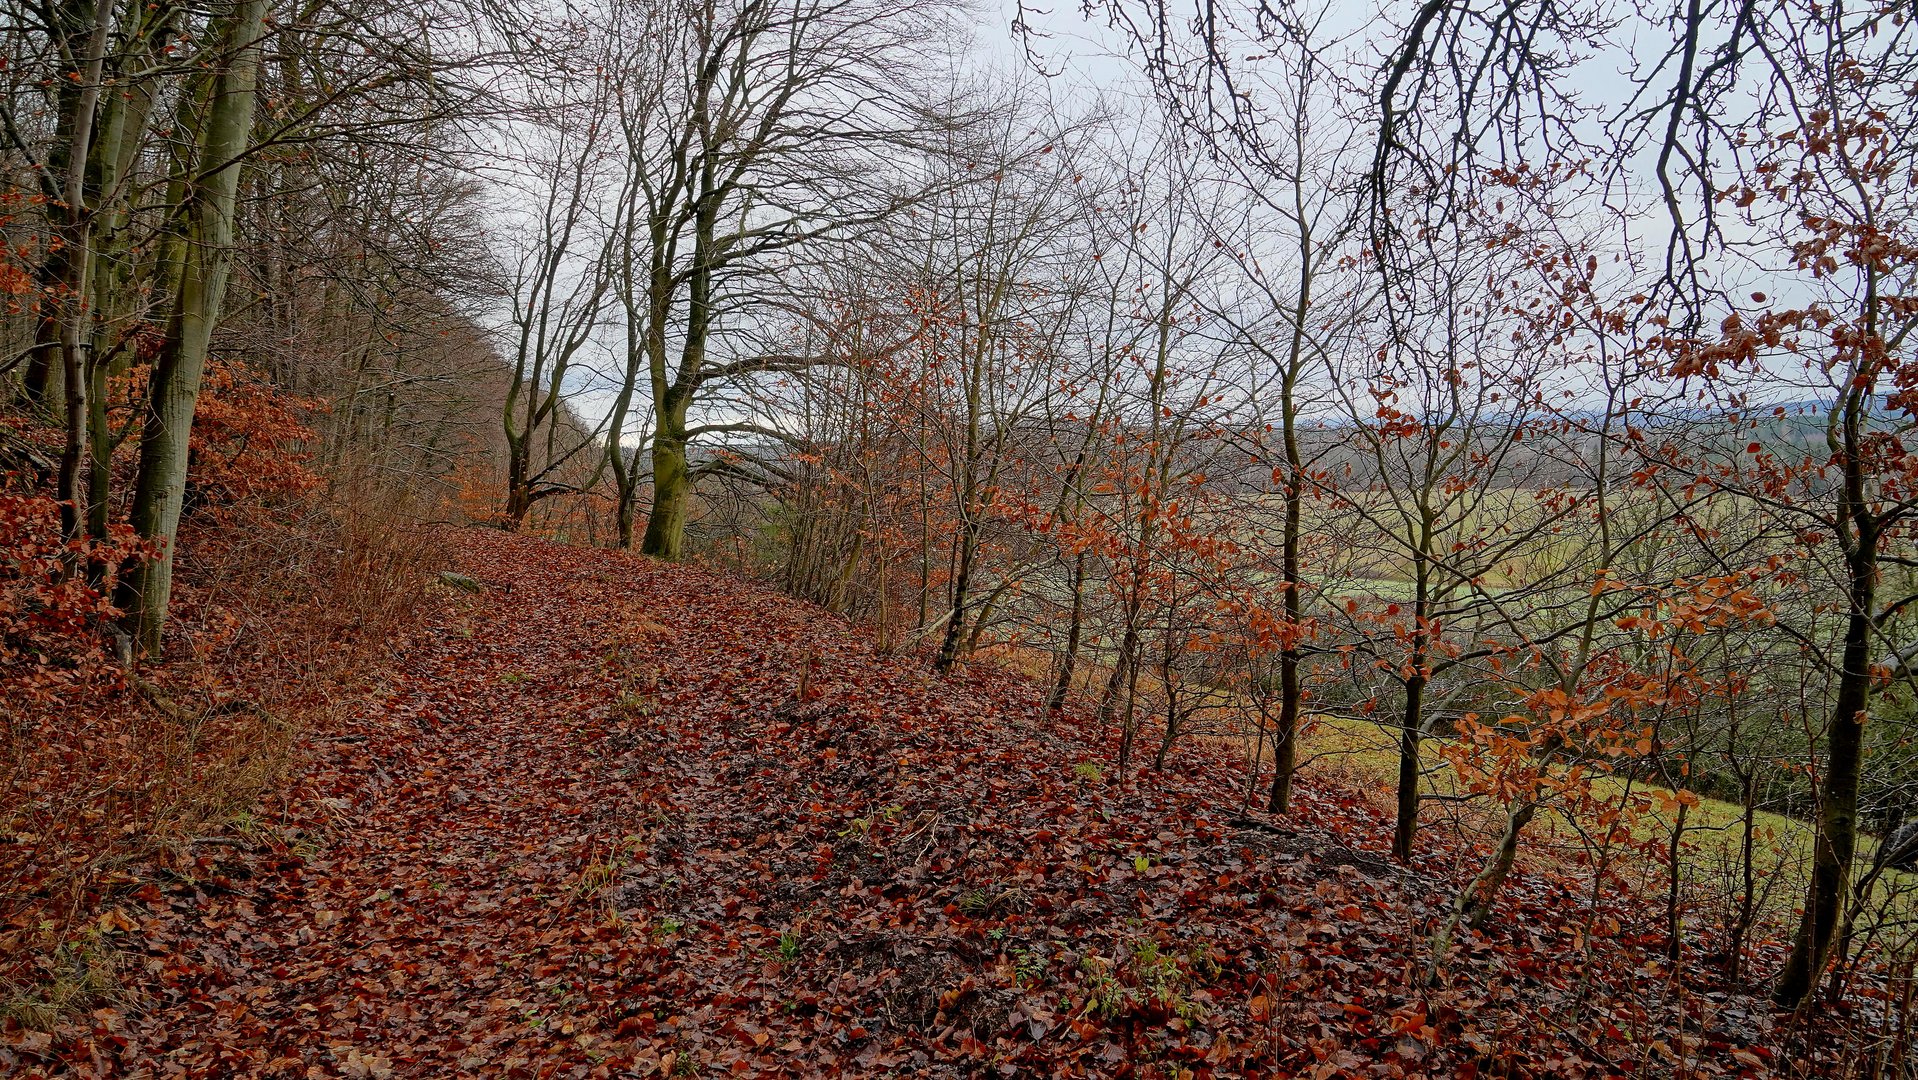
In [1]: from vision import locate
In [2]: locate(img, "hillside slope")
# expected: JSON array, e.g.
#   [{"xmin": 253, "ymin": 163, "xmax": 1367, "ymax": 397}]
[{"xmin": 5, "ymin": 530, "xmax": 1784, "ymax": 1078}]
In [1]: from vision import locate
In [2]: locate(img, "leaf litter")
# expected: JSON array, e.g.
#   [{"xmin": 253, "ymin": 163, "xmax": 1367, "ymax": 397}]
[{"xmin": 3, "ymin": 529, "xmax": 1790, "ymax": 1078}]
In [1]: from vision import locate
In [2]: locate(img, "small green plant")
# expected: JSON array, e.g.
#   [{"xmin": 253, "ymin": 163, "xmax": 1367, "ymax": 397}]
[
  {"xmin": 1184, "ymin": 945, "xmax": 1223, "ymax": 984},
  {"xmin": 1072, "ymin": 941, "xmax": 1205, "ymax": 1022},
  {"xmin": 499, "ymin": 671, "xmax": 527, "ymax": 685},
  {"xmin": 1080, "ymin": 955, "xmax": 1128, "ymax": 1018},
  {"xmin": 1011, "ymin": 945, "xmax": 1049, "ymax": 986},
  {"xmin": 1129, "ymin": 939, "xmax": 1205, "ymax": 1021},
  {"xmin": 657, "ymin": 916, "xmax": 684, "ymax": 936},
  {"xmin": 1132, "ymin": 854, "xmax": 1153, "ymax": 874},
  {"xmin": 987, "ymin": 927, "xmax": 1005, "ymax": 941},
  {"xmin": 778, "ymin": 931, "xmax": 801, "ymax": 962},
  {"xmin": 1072, "ymin": 761, "xmax": 1103, "ymax": 783}
]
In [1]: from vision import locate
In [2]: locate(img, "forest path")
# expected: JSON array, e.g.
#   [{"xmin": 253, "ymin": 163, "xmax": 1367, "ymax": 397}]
[
  {"xmin": 34, "ymin": 528, "xmax": 1727, "ymax": 1079},
  {"xmin": 79, "ymin": 528, "xmax": 1141, "ymax": 1077}
]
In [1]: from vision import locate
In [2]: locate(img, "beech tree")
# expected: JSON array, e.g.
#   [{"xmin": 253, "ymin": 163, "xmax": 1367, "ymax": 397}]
[
  {"xmin": 1660, "ymin": 3, "xmax": 1918, "ymax": 1004},
  {"xmin": 116, "ymin": 0, "xmax": 271, "ymax": 651},
  {"xmin": 496, "ymin": 65, "xmax": 618, "ymax": 530},
  {"xmin": 605, "ymin": 0, "xmax": 949, "ymax": 560},
  {"xmin": 1, "ymin": 0, "xmax": 495, "ymax": 649},
  {"xmin": 1204, "ymin": 38, "xmax": 1367, "ymax": 812}
]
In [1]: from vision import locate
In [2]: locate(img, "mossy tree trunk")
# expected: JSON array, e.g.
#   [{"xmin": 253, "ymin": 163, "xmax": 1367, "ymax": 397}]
[{"xmin": 118, "ymin": 0, "xmax": 268, "ymax": 652}]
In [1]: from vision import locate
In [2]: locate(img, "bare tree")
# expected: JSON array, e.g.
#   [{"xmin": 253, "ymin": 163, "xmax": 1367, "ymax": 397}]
[{"xmin": 606, "ymin": 0, "xmax": 952, "ymax": 560}]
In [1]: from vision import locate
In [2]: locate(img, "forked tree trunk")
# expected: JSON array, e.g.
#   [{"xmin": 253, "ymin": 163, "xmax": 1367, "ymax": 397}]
[
  {"xmin": 118, "ymin": 0, "xmax": 267, "ymax": 652},
  {"xmin": 502, "ymin": 431, "xmax": 533, "ymax": 529},
  {"xmin": 933, "ymin": 518, "xmax": 978, "ymax": 673},
  {"xmin": 1427, "ymin": 798, "xmax": 1538, "ymax": 984}
]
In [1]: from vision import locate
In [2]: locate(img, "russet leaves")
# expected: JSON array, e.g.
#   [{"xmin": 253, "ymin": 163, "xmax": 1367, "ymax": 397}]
[{"xmin": 5, "ymin": 529, "xmax": 1791, "ymax": 1077}]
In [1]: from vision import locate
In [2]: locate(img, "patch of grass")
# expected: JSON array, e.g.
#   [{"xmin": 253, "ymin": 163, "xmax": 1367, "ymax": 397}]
[
  {"xmin": 0, "ymin": 929, "xmax": 120, "ymax": 1030},
  {"xmin": 1288, "ymin": 716, "xmax": 1845, "ymax": 924},
  {"xmin": 571, "ymin": 859, "xmax": 620, "ymax": 900},
  {"xmin": 572, "ymin": 836, "xmax": 645, "ymax": 904},
  {"xmin": 1072, "ymin": 761, "xmax": 1103, "ymax": 783}
]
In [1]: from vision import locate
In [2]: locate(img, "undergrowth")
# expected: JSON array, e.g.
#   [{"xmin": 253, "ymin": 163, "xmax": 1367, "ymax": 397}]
[{"xmin": 0, "ymin": 374, "xmax": 446, "ymax": 1029}]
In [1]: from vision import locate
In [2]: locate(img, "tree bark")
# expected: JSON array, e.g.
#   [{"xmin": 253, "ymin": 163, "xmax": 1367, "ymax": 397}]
[
  {"xmin": 1427, "ymin": 798, "xmax": 1538, "ymax": 984},
  {"xmin": 118, "ymin": 0, "xmax": 267, "ymax": 652},
  {"xmin": 640, "ymin": 387, "xmax": 690, "ymax": 559},
  {"xmin": 1266, "ymin": 209, "xmax": 1314, "ymax": 814},
  {"xmin": 1774, "ymin": 368, "xmax": 1878, "ymax": 1007},
  {"xmin": 1773, "ymin": 592, "xmax": 1872, "ymax": 1004},
  {"xmin": 47, "ymin": 0, "xmax": 113, "ymax": 562},
  {"xmin": 1393, "ymin": 665, "xmax": 1426, "ymax": 862},
  {"xmin": 1047, "ymin": 549, "xmax": 1087, "ymax": 714},
  {"xmin": 933, "ymin": 519, "xmax": 978, "ymax": 672}
]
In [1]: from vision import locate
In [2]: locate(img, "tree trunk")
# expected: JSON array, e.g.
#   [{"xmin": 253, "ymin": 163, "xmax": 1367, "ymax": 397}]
[
  {"xmin": 1667, "ymin": 799, "xmax": 1690, "ymax": 963},
  {"xmin": 933, "ymin": 519, "xmax": 977, "ymax": 672},
  {"xmin": 118, "ymin": 0, "xmax": 267, "ymax": 652},
  {"xmin": 606, "ymin": 385, "xmax": 642, "ymax": 549},
  {"xmin": 1047, "ymin": 549, "xmax": 1087, "ymax": 714},
  {"xmin": 83, "ymin": 21, "xmax": 165, "ymax": 554},
  {"xmin": 1774, "ymin": 376, "xmax": 1877, "ymax": 1007},
  {"xmin": 1267, "ymin": 237, "xmax": 1312, "ymax": 814},
  {"xmin": 502, "ymin": 429, "xmax": 532, "ymax": 529},
  {"xmin": 50, "ymin": 0, "xmax": 113, "ymax": 561},
  {"xmin": 640, "ymin": 393, "xmax": 689, "ymax": 560},
  {"xmin": 1727, "ymin": 769, "xmax": 1757, "ymax": 982},
  {"xmin": 1774, "ymin": 598, "xmax": 1872, "ymax": 1005},
  {"xmin": 616, "ymin": 481, "xmax": 639, "ymax": 548},
  {"xmin": 1393, "ymin": 547, "xmax": 1434, "ymax": 861},
  {"xmin": 1393, "ymin": 665, "xmax": 1426, "ymax": 862},
  {"xmin": 1267, "ymin": 648, "xmax": 1302, "ymax": 812},
  {"xmin": 640, "ymin": 174, "xmax": 710, "ymax": 562},
  {"xmin": 1427, "ymin": 799, "xmax": 1538, "ymax": 984},
  {"xmin": 1098, "ymin": 618, "xmax": 1141, "ymax": 726},
  {"xmin": 1153, "ymin": 640, "xmax": 1178, "ymax": 770},
  {"xmin": 22, "ymin": 0, "xmax": 98, "ymax": 410}
]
